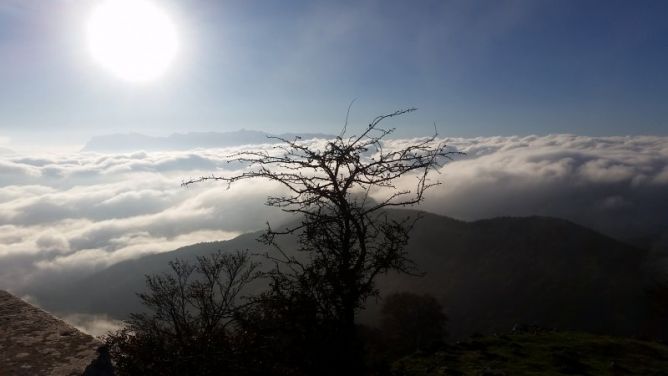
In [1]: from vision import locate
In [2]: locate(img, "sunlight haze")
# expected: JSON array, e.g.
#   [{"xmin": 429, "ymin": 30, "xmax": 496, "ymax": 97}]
[{"xmin": 86, "ymin": 0, "xmax": 179, "ymax": 83}]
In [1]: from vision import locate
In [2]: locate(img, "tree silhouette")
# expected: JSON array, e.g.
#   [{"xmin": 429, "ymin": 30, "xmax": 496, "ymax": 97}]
[
  {"xmin": 184, "ymin": 108, "xmax": 458, "ymax": 374},
  {"xmin": 105, "ymin": 251, "xmax": 260, "ymax": 375}
]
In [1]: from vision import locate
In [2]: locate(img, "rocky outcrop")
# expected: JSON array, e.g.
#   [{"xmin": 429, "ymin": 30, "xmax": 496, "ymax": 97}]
[{"xmin": 0, "ymin": 290, "xmax": 114, "ymax": 375}]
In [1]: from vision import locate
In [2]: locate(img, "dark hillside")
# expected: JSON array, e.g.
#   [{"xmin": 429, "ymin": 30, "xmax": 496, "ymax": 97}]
[
  {"xmin": 33, "ymin": 211, "xmax": 659, "ymax": 339},
  {"xmin": 369, "ymin": 212, "xmax": 653, "ymax": 338}
]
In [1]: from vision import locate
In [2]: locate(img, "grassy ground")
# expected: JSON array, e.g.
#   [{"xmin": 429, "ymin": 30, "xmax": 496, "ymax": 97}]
[{"xmin": 392, "ymin": 330, "xmax": 668, "ymax": 375}]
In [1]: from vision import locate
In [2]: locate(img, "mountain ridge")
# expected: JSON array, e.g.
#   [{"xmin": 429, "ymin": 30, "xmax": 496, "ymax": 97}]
[
  {"xmin": 32, "ymin": 211, "xmax": 663, "ymax": 339},
  {"xmin": 81, "ymin": 130, "xmax": 336, "ymax": 152}
]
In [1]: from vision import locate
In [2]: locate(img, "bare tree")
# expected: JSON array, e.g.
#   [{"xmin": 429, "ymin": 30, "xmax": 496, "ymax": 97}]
[
  {"xmin": 184, "ymin": 108, "xmax": 459, "ymax": 373},
  {"xmin": 105, "ymin": 251, "xmax": 260, "ymax": 375}
]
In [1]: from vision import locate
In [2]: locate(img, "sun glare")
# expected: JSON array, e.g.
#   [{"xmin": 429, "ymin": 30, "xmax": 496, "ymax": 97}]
[{"xmin": 86, "ymin": 0, "xmax": 179, "ymax": 83}]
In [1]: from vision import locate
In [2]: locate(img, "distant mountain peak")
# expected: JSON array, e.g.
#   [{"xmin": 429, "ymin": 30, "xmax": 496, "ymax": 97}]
[{"xmin": 82, "ymin": 130, "xmax": 335, "ymax": 152}]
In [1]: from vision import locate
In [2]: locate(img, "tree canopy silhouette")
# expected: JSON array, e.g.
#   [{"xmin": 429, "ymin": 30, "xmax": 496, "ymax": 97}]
[
  {"xmin": 105, "ymin": 251, "xmax": 260, "ymax": 375},
  {"xmin": 184, "ymin": 108, "xmax": 458, "ymax": 374}
]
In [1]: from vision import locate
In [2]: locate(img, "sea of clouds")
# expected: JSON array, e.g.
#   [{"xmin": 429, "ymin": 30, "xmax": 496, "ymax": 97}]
[{"xmin": 1, "ymin": 134, "xmax": 668, "ymax": 297}]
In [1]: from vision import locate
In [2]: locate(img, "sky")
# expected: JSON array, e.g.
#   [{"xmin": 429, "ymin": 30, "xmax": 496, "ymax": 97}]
[{"xmin": 1, "ymin": 0, "xmax": 667, "ymax": 148}]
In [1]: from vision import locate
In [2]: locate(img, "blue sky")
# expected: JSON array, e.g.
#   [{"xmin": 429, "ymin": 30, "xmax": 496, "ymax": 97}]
[{"xmin": 1, "ymin": 0, "xmax": 667, "ymax": 146}]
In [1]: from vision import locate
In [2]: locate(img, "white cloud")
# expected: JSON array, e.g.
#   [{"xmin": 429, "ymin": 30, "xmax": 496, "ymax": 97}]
[
  {"xmin": 61, "ymin": 313, "xmax": 126, "ymax": 338},
  {"xmin": 402, "ymin": 134, "xmax": 668, "ymax": 238},
  {"xmin": 0, "ymin": 135, "xmax": 667, "ymax": 294}
]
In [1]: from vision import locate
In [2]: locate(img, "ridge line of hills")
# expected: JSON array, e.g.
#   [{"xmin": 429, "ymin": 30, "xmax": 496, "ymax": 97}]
[
  {"xmin": 31, "ymin": 210, "xmax": 666, "ymax": 340},
  {"xmin": 81, "ymin": 130, "xmax": 336, "ymax": 152}
]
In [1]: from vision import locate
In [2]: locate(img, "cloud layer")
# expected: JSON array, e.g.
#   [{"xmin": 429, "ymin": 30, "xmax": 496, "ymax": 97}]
[
  {"xmin": 420, "ymin": 134, "xmax": 668, "ymax": 238},
  {"xmin": 0, "ymin": 146, "xmax": 295, "ymax": 292},
  {"xmin": 1, "ymin": 135, "xmax": 667, "ymax": 293}
]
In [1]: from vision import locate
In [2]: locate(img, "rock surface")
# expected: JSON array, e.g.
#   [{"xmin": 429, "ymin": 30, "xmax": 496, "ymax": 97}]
[{"xmin": 0, "ymin": 290, "xmax": 113, "ymax": 375}]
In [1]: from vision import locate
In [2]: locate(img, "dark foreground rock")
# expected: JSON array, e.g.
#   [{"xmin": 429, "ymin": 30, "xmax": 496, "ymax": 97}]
[{"xmin": 0, "ymin": 290, "xmax": 114, "ymax": 375}]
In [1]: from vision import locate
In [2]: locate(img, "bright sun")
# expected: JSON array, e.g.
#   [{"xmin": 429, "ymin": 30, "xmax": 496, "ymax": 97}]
[{"xmin": 86, "ymin": 0, "xmax": 179, "ymax": 83}]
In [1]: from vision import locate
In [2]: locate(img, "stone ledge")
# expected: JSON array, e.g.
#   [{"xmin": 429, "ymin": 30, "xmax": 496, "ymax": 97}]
[{"xmin": 0, "ymin": 290, "xmax": 114, "ymax": 375}]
